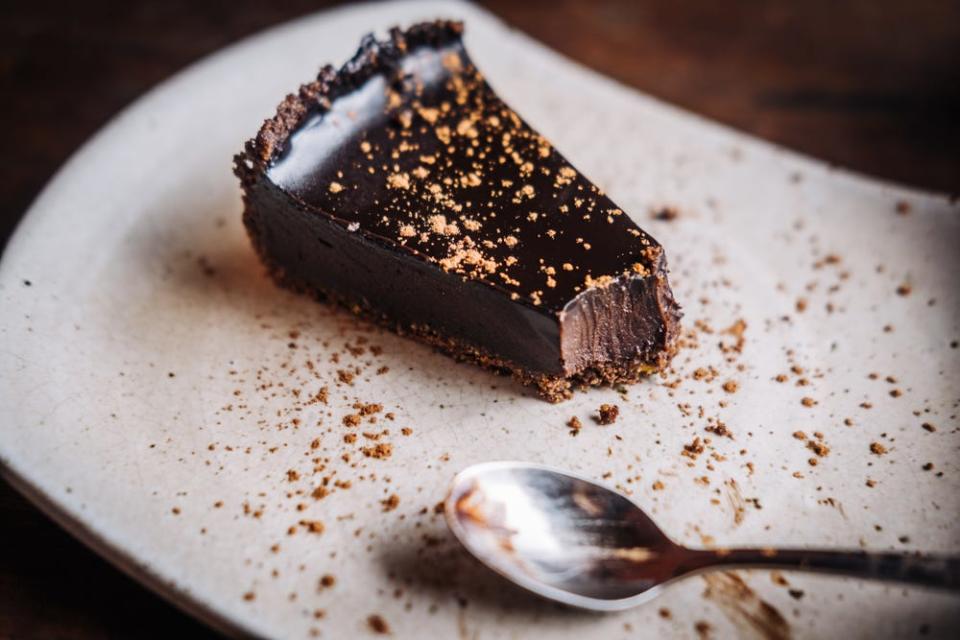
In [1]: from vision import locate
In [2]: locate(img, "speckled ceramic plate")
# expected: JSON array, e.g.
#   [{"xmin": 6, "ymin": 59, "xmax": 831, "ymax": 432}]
[{"xmin": 1, "ymin": 1, "xmax": 958, "ymax": 638}]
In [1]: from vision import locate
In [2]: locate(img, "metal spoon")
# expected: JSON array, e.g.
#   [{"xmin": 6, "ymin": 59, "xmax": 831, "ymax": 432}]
[{"xmin": 443, "ymin": 461, "xmax": 960, "ymax": 611}]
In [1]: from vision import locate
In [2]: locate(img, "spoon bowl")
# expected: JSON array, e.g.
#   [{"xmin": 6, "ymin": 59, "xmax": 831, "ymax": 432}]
[{"xmin": 444, "ymin": 461, "xmax": 687, "ymax": 610}]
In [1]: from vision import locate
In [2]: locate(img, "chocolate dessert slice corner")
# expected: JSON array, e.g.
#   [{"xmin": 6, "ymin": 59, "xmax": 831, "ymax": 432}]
[{"xmin": 235, "ymin": 20, "xmax": 681, "ymax": 401}]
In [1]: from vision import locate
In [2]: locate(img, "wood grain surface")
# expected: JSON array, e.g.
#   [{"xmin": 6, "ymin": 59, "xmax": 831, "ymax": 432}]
[{"xmin": 1, "ymin": 1, "xmax": 958, "ymax": 637}]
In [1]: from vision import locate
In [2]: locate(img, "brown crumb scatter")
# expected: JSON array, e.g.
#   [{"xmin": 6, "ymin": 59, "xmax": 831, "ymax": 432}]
[
  {"xmin": 721, "ymin": 318, "xmax": 747, "ymax": 353},
  {"xmin": 652, "ymin": 206, "xmax": 679, "ymax": 221},
  {"xmin": 354, "ymin": 402, "xmax": 383, "ymax": 415},
  {"xmin": 567, "ymin": 416, "xmax": 582, "ymax": 435},
  {"xmin": 362, "ymin": 443, "xmax": 393, "ymax": 459},
  {"xmin": 300, "ymin": 519, "xmax": 325, "ymax": 534},
  {"xmin": 896, "ymin": 283, "xmax": 912, "ymax": 296},
  {"xmin": 243, "ymin": 591, "xmax": 256, "ymax": 602},
  {"xmin": 694, "ymin": 620, "xmax": 712, "ymax": 639},
  {"xmin": 869, "ymin": 442, "xmax": 888, "ymax": 455},
  {"xmin": 800, "ymin": 397, "xmax": 817, "ymax": 407},
  {"xmin": 319, "ymin": 574, "xmax": 336, "ymax": 589},
  {"xmin": 367, "ymin": 614, "xmax": 390, "ymax": 634},
  {"xmin": 381, "ymin": 494, "xmax": 400, "ymax": 512},
  {"xmin": 705, "ymin": 420, "xmax": 731, "ymax": 438},
  {"xmin": 807, "ymin": 440, "xmax": 830, "ymax": 457},
  {"xmin": 721, "ymin": 380, "xmax": 739, "ymax": 393},
  {"xmin": 683, "ymin": 437, "xmax": 705, "ymax": 458},
  {"xmin": 597, "ymin": 403, "xmax": 619, "ymax": 425}
]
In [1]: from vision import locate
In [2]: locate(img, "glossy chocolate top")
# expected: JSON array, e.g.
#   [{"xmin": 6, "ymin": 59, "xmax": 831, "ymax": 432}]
[{"xmin": 265, "ymin": 22, "xmax": 665, "ymax": 315}]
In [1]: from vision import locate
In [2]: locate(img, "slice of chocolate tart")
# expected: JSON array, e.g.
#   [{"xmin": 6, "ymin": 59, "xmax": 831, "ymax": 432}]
[{"xmin": 235, "ymin": 21, "xmax": 681, "ymax": 401}]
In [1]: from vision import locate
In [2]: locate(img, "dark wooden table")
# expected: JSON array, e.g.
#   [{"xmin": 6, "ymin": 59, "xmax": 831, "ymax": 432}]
[{"xmin": 1, "ymin": 1, "xmax": 958, "ymax": 637}]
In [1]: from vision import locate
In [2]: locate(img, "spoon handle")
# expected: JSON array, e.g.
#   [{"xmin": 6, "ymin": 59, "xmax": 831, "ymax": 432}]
[{"xmin": 682, "ymin": 548, "xmax": 960, "ymax": 590}]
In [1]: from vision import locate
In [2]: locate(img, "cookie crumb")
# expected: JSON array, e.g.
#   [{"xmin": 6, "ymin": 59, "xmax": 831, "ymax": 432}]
[
  {"xmin": 597, "ymin": 404, "xmax": 619, "ymax": 425},
  {"xmin": 652, "ymin": 206, "xmax": 679, "ymax": 221},
  {"xmin": 299, "ymin": 519, "xmax": 325, "ymax": 534},
  {"xmin": 367, "ymin": 614, "xmax": 390, "ymax": 634},
  {"xmin": 381, "ymin": 494, "xmax": 400, "ymax": 512},
  {"xmin": 807, "ymin": 440, "xmax": 830, "ymax": 457},
  {"xmin": 362, "ymin": 443, "xmax": 393, "ymax": 459},
  {"xmin": 694, "ymin": 620, "xmax": 712, "ymax": 639}
]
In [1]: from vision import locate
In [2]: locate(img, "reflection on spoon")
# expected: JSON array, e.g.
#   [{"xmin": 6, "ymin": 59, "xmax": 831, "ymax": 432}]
[{"xmin": 444, "ymin": 461, "xmax": 960, "ymax": 611}]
